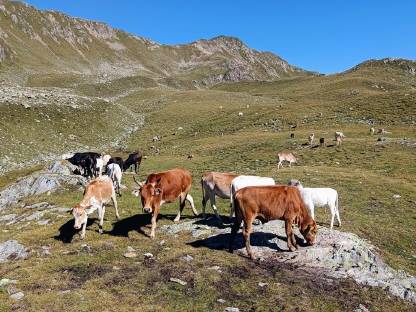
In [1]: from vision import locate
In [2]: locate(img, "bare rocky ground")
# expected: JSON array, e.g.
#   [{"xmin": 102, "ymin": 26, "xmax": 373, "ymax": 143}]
[{"xmin": 161, "ymin": 218, "xmax": 416, "ymax": 304}]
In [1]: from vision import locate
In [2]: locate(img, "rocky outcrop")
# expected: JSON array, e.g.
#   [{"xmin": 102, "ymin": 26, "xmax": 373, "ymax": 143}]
[
  {"xmin": 0, "ymin": 240, "xmax": 28, "ymax": 262},
  {"xmin": 0, "ymin": 161, "xmax": 86, "ymax": 210},
  {"xmin": 161, "ymin": 219, "xmax": 416, "ymax": 304}
]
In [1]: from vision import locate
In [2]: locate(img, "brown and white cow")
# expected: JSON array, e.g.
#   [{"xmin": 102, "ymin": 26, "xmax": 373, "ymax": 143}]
[
  {"xmin": 132, "ymin": 168, "xmax": 198, "ymax": 239},
  {"xmin": 229, "ymin": 185, "xmax": 317, "ymax": 259},
  {"xmin": 277, "ymin": 152, "xmax": 297, "ymax": 169},
  {"xmin": 72, "ymin": 176, "xmax": 119, "ymax": 239},
  {"xmin": 201, "ymin": 172, "xmax": 239, "ymax": 220}
]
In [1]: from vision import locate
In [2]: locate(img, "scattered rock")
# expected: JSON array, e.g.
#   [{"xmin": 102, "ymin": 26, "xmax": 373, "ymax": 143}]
[
  {"xmin": 182, "ymin": 254, "xmax": 193, "ymax": 262},
  {"xmin": 0, "ymin": 240, "xmax": 28, "ymax": 262},
  {"xmin": 169, "ymin": 277, "xmax": 187, "ymax": 286},
  {"xmin": 143, "ymin": 252, "xmax": 154, "ymax": 259},
  {"xmin": 258, "ymin": 282, "xmax": 268, "ymax": 288},
  {"xmin": 10, "ymin": 291, "xmax": 24, "ymax": 301}
]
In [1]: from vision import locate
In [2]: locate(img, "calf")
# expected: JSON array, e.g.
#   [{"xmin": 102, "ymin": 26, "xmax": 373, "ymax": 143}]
[
  {"xmin": 230, "ymin": 175, "xmax": 275, "ymax": 217},
  {"xmin": 201, "ymin": 172, "xmax": 239, "ymax": 219},
  {"xmin": 132, "ymin": 168, "xmax": 198, "ymax": 239},
  {"xmin": 289, "ymin": 179, "xmax": 341, "ymax": 229},
  {"xmin": 106, "ymin": 163, "xmax": 122, "ymax": 196},
  {"xmin": 229, "ymin": 185, "xmax": 317, "ymax": 259},
  {"xmin": 277, "ymin": 152, "xmax": 297, "ymax": 169},
  {"xmin": 72, "ymin": 176, "xmax": 119, "ymax": 239},
  {"xmin": 123, "ymin": 151, "xmax": 143, "ymax": 173}
]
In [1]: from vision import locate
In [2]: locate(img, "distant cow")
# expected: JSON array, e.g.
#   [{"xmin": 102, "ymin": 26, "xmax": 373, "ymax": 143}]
[
  {"xmin": 308, "ymin": 133, "xmax": 315, "ymax": 146},
  {"xmin": 106, "ymin": 163, "xmax": 122, "ymax": 196},
  {"xmin": 123, "ymin": 151, "xmax": 143, "ymax": 173},
  {"xmin": 289, "ymin": 179, "xmax": 341, "ymax": 229},
  {"xmin": 72, "ymin": 176, "xmax": 119, "ymax": 239},
  {"xmin": 277, "ymin": 152, "xmax": 297, "ymax": 169},
  {"xmin": 201, "ymin": 172, "xmax": 239, "ymax": 219},
  {"xmin": 230, "ymin": 175, "xmax": 275, "ymax": 217},
  {"xmin": 335, "ymin": 131, "xmax": 345, "ymax": 146},
  {"xmin": 66, "ymin": 152, "xmax": 100, "ymax": 178},
  {"xmin": 132, "ymin": 168, "xmax": 198, "ymax": 239},
  {"xmin": 229, "ymin": 185, "xmax": 317, "ymax": 259}
]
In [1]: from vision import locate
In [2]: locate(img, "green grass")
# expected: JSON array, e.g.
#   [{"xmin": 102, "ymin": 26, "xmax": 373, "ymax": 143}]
[{"xmin": 1, "ymin": 61, "xmax": 416, "ymax": 310}]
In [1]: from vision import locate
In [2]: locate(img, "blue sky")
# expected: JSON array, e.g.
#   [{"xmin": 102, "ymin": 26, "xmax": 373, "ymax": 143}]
[{"xmin": 24, "ymin": 0, "xmax": 416, "ymax": 74}]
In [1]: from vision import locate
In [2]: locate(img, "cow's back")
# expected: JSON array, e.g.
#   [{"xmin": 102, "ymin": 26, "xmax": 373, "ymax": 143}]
[
  {"xmin": 235, "ymin": 185, "xmax": 304, "ymax": 221},
  {"xmin": 147, "ymin": 168, "xmax": 192, "ymax": 200}
]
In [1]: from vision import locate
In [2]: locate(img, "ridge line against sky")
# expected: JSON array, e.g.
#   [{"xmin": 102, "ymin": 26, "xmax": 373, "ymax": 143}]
[{"xmin": 23, "ymin": 0, "xmax": 416, "ymax": 74}]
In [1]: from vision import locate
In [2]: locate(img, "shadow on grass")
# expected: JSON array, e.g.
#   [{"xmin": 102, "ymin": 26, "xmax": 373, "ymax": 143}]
[
  {"xmin": 54, "ymin": 218, "xmax": 96, "ymax": 243},
  {"xmin": 106, "ymin": 213, "xmax": 197, "ymax": 238}
]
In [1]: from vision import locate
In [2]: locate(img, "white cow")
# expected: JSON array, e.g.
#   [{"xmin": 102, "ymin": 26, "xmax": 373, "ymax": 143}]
[
  {"xmin": 289, "ymin": 179, "xmax": 341, "ymax": 229},
  {"xmin": 230, "ymin": 175, "xmax": 275, "ymax": 217},
  {"xmin": 106, "ymin": 163, "xmax": 122, "ymax": 196},
  {"xmin": 96, "ymin": 154, "xmax": 111, "ymax": 176}
]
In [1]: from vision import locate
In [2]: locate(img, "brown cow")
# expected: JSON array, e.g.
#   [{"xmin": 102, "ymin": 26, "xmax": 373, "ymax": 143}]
[
  {"xmin": 201, "ymin": 172, "xmax": 239, "ymax": 220},
  {"xmin": 133, "ymin": 168, "xmax": 198, "ymax": 239},
  {"xmin": 229, "ymin": 185, "xmax": 317, "ymax": 259}
]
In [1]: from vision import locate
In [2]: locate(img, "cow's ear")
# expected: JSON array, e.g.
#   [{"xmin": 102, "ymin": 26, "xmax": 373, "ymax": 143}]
[{"xmin": 154, "ymin": 188, "xmax": 162, "ymax": 195}]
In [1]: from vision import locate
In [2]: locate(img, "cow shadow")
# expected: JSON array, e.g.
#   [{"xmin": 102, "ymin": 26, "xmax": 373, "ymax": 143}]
[
  {"xmin": 54, "ymin": 218, "xmax": 96, "ymax": 244},
  {"xmin": 189, "ymin": 230, "xmax": 308, "ymax": 253},
  {"xmin": 107, "ymin": 213, "xmax": 196, "ymax": 238}
]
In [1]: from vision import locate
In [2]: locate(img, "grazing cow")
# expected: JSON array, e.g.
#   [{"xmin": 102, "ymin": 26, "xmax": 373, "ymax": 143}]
[
  {"xmin": 123, "ymin": 151, "xmax": 143, "ymax": 173},
  {"xmin": 106, "ymin": 163, "xmax": 122, "ymax": 196},
  {"xmin": 335, "ymin": 131, "xmax": 345, "ymax": 146},
  {"xmin": 229, "ymin": 185, "xmax": 317, "ymax": 259},
  {"xmin": 66, "ymin": 152, "xmax": 100, "ymax": 178},
  {"xmin": 72, "ymin": 176, "xmax": 119, "ymax": 239},
  {"xmin": 230, "ymin": 175, "xmax": 275, "ymax": 218},
  {"xmin": 277, "ymin": 152, "xmax": 297, "ymax": 169},
  {"xmin": 289, "ymin": 179, "xmax": 341, "ymax": 229},
  {"xmin": 107, "ymin": 157, "xmax": 124, "ymax": 171},
  {"xmin": 308, "ymin": 133, "xmax": 315, "ymax": 146},
  {"xmin": 132, "ymin": 168, "xmax": 198, "ymax": 239},
  {"xmin": 201, "ymin": 172, "xmax": 239, "ymax": 219}
]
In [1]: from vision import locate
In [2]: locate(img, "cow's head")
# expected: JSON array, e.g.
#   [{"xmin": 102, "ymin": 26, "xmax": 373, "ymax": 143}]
[
  {"xmin": 133, "ymin": 177, "xmax": 163, "ymax": 214},
  {"xmin": 300, "ymin": 219, "xmax": 317, "ymax": 246},
  {"xmin": 72, "ymin": 204, "xmax": 88, "ymax": 229}
]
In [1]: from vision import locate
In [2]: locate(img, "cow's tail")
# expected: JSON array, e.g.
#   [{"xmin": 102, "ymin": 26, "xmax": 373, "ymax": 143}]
[{"xmin": 230, "ymin": 183, "xmax": 236, "ymax": 217}]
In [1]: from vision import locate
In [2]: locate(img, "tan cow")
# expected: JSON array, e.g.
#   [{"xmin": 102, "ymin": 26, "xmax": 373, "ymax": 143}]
[
  {"xmin": 72, "ymin": 176, "xmax": 119, "ymax": 239},
  {"xmin": 277, "ymin": 152, "xmax": 297, "ymax": 169},
  {"xmin": 229, "ymin": 185, "xmax": 317, "ymax": 259},
  {"xmin": 201, "ymin": 172, "xmax": 239, "ymax": 220},
  {"xmin": 133, "ymin": 168, "xmax": 198, "ymax": 239}
]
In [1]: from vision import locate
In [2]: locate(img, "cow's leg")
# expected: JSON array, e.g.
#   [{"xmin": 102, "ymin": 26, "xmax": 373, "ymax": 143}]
[
  {"xmin": 329, "ymin": 204, "xmax": 335, "ymax": 230},
  {"xmin": 186, "ymin": 194, "xmax": 198, "ymax": 216},
  {"xmin": 209, "ymin": 193, "xmax": 221, "ymax": 220},
  {"xmin": 285, "ymin": 220, "xmax": 297, "ymax": 251},
  {"xmin": 229, "ymin": 211, "xmax": 242, "ymax": 253},
  {"xmin": 174, "ymin": 193, "xmax": 186, "ymax": 222},
  {"xmin": 149, "ymin": 209, "xmax": 158, "ymax": 239},
  {"xmin": 111, "ymin": 193, "xmax": 120, "ymax": 220},
  {"xmin": 98, "ymin": 205, "xmax": 105, "ymax": 234},
  {"xmin": 243, "ymin": 215, "xmax": 255, "ymax": 259},
  {"xmin": 80, "ymin": 218, "xmax": 87, "ymax": 240}
]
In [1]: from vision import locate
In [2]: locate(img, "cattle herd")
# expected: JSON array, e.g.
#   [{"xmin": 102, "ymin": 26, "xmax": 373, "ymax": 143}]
[{"xmin": 66, "ymin": 132, "xmax": 346, "ymax": 259}]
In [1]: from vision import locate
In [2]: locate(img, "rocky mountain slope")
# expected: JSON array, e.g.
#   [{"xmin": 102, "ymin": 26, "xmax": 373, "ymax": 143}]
[{"xmin": 0, "ymin": 0, "xmax": 311, "ymax": 87}]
